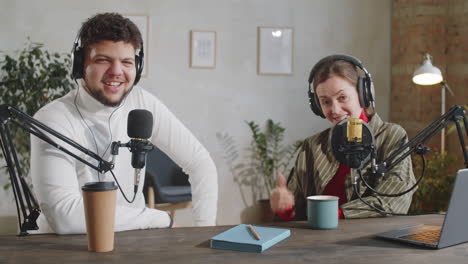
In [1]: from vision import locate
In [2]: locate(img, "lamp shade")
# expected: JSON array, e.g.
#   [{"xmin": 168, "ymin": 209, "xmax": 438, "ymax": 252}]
[{"xmin": 412, "ymin": 54, "xmax": 443, "ymax": 85}]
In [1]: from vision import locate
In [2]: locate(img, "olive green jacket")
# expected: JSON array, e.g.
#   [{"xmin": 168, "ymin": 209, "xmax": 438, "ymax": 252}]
[{"xmin": 287, "ymin": 114, "xmax": 416, "ymax": 219}]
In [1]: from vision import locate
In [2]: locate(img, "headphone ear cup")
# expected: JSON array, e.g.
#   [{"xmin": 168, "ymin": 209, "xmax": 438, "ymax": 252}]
[
  {"xmin": 133, "ymin": 44, "xmax": 144, "ymax": 85},
  {"xmin": 357, "ymin": 76, "xmax": 375, "ymax": 108},
  {"xmin": 71, "ymin": 47, "xmax": 84, "ymax": 80},
  {"xmin": 357, "ymin": 76, "xmax": 368, "ymax": 108},
  {"xmin": 133, "ymin": 54, "xmax": 143, "ymax": 85},
  {"xmin": 308, "ymin": 89, "xmax": 325, "ymax": 118},
  {"xmin": 367, "ymin": 78, "xmax": 375, "ymax": 107}
]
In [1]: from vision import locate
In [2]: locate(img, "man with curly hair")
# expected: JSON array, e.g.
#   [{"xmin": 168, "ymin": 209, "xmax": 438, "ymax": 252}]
[{"xmin": 31, "ymin": 13, "xmax": 218, "ymax": 234}]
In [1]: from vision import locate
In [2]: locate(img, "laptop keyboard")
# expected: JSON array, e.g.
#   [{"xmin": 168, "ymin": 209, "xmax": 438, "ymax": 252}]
[{"xmin": 400, "ymin": 228, "xmax": 441, "ymax": 244}]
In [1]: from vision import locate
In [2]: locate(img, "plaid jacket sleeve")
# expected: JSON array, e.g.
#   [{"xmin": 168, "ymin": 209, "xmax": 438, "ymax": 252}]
[{"xmin": 287, "ymin": 138, "xmax": 316, "ymax": 221}]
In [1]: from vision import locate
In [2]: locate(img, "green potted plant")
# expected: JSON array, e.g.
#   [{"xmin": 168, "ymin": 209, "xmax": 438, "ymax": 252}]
[
  {"xmin": 246, "ymin": 120, "xmax": 303, "ymax": 199},
  {"xmin": 217, "ymin": 119, "xmax": 302, "ymax": 222},
  {"xmin": 0, "ymin": 40, "xmax": 75, "ymax": 188},
  {"xmin": 409, "ymin": 151, "xmax": 459, "ymax": 214}
]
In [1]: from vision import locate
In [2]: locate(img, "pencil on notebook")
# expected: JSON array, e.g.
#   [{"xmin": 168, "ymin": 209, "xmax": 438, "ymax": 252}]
[{"xmin": 248, "ymin": 224, "xmax": 261, "ymax": 240}]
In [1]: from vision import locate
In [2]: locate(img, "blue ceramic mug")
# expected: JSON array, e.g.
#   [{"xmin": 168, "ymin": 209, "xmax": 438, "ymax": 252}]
[{"xmin": 307, "ymin": 195, "xmax": 339, "ymax": 229}]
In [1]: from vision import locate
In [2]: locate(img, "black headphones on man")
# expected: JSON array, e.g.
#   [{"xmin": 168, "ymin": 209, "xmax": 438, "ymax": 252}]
[
  {"xmin": 71, "ymin": 31, "xmax": 145, "ymax": 85},
  {"xmin": 307, "ymin": 54, "xmax": 375, "ymax": 119}
]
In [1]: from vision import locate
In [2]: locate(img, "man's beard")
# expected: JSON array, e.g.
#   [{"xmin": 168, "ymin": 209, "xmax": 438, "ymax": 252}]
[{"xmin": 86, "ymin": 86, "xmax": 133, "ymax": 107}]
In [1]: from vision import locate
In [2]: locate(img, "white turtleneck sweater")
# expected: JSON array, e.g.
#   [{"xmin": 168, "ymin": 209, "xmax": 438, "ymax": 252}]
[{"xmin": 30, "ymin": 85, "xmax": 218, "ymax": 234}]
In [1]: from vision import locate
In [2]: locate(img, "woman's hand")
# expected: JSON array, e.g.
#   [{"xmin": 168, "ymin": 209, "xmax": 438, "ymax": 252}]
[{"xmin": 270, "ymin": 172, "xmax": 295, "ymax": 213}]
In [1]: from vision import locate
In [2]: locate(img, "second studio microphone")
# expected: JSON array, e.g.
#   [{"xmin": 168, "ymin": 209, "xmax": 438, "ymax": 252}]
[
  {"xmin": 126, "ymin": 109, "xmax": 155, "ymax": 193},
  {"xmin": 331, "ymin": 118, "xmax": 375, "ymax": 170}
]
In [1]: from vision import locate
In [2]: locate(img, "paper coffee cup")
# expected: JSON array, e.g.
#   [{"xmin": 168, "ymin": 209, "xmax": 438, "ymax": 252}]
[{"xmin": 82, "ymin": 181, "xmax": 118, "ymax": 252}]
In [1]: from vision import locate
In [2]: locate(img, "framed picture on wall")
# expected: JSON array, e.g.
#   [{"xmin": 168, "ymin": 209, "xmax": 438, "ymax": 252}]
[
  {"xmin": 257, "ymin": 27, "xmax": 293, "ymax": 75},
  {"xmin": 123, "ymin": 14, "xmax": 149, "ymax": 77},
  {"xmin": 190, "ymin": 30, "xmax": 216, "ymax": 69}
]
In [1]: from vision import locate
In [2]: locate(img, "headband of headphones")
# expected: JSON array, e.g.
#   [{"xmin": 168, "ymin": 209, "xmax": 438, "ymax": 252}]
[
  {"xmin": 308, "ymin": 54, "xmax": 371, "ymax": 84},
  {"xmin": 307, "ymin": 54, "xmax": 375, "ymax": 118},
  {"xmin": 71, "ymin": 30, "xmax": 144, "ymax": 85}
]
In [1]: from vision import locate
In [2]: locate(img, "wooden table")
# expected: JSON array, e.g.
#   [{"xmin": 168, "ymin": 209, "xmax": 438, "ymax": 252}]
[{"xmin": 1, "ymin": 215, "xmax": 467, "ymax": 264}]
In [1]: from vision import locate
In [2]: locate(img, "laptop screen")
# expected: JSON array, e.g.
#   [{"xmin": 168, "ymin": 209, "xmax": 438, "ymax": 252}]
[{"xmin": 438, "ymin": 168, "xmax": 468, "ymax": 248}]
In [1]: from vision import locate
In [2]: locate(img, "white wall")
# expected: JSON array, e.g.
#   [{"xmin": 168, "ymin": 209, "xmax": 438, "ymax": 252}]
[{"xmin": 0, "ymin": 0, "xmax": 391, "ymax": 226}]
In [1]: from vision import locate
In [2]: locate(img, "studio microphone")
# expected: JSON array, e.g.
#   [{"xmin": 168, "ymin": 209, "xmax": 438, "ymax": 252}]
[
  {"xmin": 126, "ymin": 109, "xmax": 155, "ymax": 193},
  {"xmin": 331, "ymin": 118, "xmax": 375, "ymax": 183}
]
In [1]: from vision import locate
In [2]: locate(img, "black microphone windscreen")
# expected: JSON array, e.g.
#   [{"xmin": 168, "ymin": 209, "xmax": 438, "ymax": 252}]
[
  {"xmin": 331, "ymin": 119, "xmax": 375, "ymax": 169},
  {"xmin": 127, "ymin": 109, "xmax": 153, "ymax": 139}
]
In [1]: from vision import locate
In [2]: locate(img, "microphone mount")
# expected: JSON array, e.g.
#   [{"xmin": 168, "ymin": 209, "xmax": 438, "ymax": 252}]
[
  {"xmin": 111, "ymin": 139, "xmax": 155, "ymax": 168},
  {"xmin": 111, "ymin": 137, "xmax": 155, "ymax": 194}
]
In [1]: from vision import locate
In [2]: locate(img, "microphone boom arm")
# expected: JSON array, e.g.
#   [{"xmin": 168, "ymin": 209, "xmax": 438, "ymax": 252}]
[
  {"xmin": 374, "ymin": 105, "xmax": 468, "ymax": 175},
  {"xmin": 0, "ymin": 105, "xmax": 115, "ymax": 236}
]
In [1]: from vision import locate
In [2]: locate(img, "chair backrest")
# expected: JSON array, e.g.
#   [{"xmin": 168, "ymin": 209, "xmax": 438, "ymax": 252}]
[
  {"xmin": 144, "ymin": 148, "xmax": 191, "ymax": 204},
  {"xmin": 145, "ymin": 148, "xmax": 190, "ymax": 188}
]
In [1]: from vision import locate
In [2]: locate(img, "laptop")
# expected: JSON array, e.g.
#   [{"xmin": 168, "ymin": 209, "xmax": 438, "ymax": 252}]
[{"xmin": 376, "ymin": 168, "xmax": 468, "ymax": 249}]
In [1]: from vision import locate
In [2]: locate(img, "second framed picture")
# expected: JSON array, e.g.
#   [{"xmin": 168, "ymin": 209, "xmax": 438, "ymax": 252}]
[
  {"xmin": 190, "ymin": 30, "xmax": 216, "ymax": 69},
  {"xmin": 257, "ymin": 27, "xmax": 293, "ymax": 75}
]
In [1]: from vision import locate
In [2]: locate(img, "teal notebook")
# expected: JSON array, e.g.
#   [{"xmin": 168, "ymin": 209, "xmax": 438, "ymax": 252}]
[{"xmin": 210, "ymin": 224, "xmax": 290, "ymax": 252}]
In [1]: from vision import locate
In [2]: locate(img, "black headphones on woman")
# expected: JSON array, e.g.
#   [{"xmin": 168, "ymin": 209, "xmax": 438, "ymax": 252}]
[
  {"xmin": 307, "ymin": 54, "xmax": 375, "ymax": 118},
  {"xmin": 71, "ymin": 31, "xmax": 145, "ymax": 85}
]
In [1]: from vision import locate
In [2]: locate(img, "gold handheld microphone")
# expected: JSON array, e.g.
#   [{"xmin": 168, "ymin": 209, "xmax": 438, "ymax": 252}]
[{"xmin": 347, "ymin": 118, "xmax": 363, "ymax": 143}]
